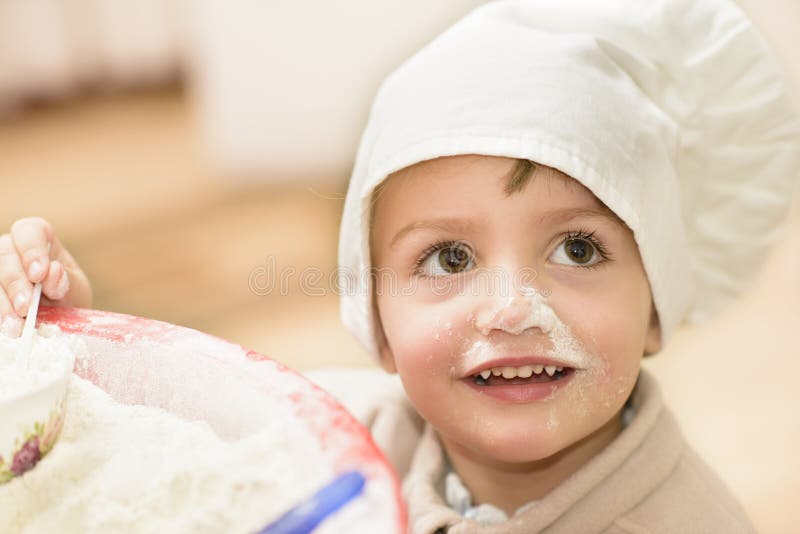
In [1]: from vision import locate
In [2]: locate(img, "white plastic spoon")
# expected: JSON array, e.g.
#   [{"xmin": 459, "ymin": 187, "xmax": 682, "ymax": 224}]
[{"xmin": 16, "ymin": 280, "xmax": 44, "ymax": 370}]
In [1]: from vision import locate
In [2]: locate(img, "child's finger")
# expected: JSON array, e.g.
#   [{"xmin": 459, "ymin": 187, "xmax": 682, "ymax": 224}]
[
  {"xmin": 0, "ymin": 286, "xmax": 24, "ymax": 337},
  {"xmin": 0, "ymin": 285, "xmax": 13, "ymax": 317},
  {"xmin": 0, "ymin": 234, "xmax": 33, "ymax": 316},
  {"xmin": 0, "ymin": 315, "xmax": 24, "ymax": 337},
  {"xmin": 41, "ymin": 260, "xmax": 70, "ymax": 301},
  {"xmin": 10, "ymin": 217, "xmax": 61, "ymax": 283}
]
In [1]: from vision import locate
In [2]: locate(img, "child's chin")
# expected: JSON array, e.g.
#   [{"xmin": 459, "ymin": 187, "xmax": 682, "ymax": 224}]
[
  {"xmin": 488, "ymin": 441, "xmax": 563, "ymax": 464},
  {"xmin": 466, "ymin": 431, "xmax": 569, "ymax": 465}
]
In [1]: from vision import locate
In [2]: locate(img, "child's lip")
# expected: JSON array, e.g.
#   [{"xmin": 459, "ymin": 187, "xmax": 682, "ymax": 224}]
[
  {"xmin": 462, "ymin": 368, "xmax": 577, "ymax": 404},
  {"xmin": 461, "ymin": 356, "xmax": 581, "ymax": 378}
]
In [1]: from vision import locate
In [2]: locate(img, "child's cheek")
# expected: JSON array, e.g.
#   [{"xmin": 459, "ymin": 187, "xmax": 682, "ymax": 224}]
[
  {"xmin": 548, "ymin": 289, "xmax": 645, "ymax": 425},
  {"xmin": 557, "ymin": 278, "xmax": 646, "ymax": 357},
  {"xmin": 383, "ymin": 299, "xmax": 455, "ymax": 375},
  {"xmin": 383, "ymin": 303, "xmax": 470, "ymax": 418}
]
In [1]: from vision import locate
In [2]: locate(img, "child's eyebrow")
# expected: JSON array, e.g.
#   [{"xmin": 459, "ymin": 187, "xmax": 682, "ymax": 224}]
[
  {"xmin": 390, "ymin": 207, "xmax": 625, "ymax": 249},
  {"xmin": 536, "ymin": 207, "xmax": 627, "ymax": 229},
  {"xmin": 390, "ymin": 218, "xmax": 478, "ymax": 248}
]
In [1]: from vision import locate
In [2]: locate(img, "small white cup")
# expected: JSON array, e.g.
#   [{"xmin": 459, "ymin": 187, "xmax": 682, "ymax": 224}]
[{"xmin": 0, "ymin": 354, "xmax": 74, "ymax": 484}]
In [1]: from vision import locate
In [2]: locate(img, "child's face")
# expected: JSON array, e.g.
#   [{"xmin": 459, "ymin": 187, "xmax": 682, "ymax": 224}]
[{"xmin": 370, "ymin": 155, "xmax": 660, "ymax": 465}]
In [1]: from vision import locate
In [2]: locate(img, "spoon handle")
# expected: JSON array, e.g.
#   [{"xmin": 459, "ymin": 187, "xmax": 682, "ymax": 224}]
[
  {"xmin": 17, "ymin": 281, "xmax": 43, "ymax": 369},
  {"xmin": 257, "ymin": 470, "xmax": 366, "ymax": 534}
]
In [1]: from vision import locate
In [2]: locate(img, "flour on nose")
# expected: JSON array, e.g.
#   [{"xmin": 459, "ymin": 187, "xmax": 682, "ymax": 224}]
[
  {"xmin": 475, "ymin": 290, "xmax": 556, "ymax": 336},
  {"xmin": 470, "ymin": 286, "xmax": 597, "ymax": 371}
]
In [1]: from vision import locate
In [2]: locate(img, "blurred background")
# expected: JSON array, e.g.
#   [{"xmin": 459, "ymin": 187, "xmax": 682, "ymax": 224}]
[{"xmin": 0, "ymin": 1, "xmax": 798, "ymax": 532}]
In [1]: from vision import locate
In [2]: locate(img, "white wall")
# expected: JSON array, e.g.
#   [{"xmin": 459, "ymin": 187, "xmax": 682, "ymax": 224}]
[
  {"xmin": 185, "ymin": 0, "xmax": 489, "ymax": 185},
  {"xmin": 0, "ymin": 0, "xmax": 184, "ymax": 114}
]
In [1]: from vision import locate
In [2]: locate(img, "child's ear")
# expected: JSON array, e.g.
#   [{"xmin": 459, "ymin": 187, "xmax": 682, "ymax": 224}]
[
  {"xmin": 643, "ymin": 303, "xmax": 662, "ymax": 356},
  {"xmin": 374, "ymin": 310, "xmax": 398, "ymax": 374}
]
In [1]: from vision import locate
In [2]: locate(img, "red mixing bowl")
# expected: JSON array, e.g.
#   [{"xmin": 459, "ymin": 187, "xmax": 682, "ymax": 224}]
[{"xmin": 37, "ymin": 306, "xmax": 406, "ymax": 533}]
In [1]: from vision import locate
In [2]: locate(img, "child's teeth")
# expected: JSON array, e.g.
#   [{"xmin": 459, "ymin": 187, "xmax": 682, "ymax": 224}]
[
  {"xmin": 474, "ymin": 365, "xmax": 569, "ymax": 381},
  {"xmin": 501, "ymin": 367, "xmax": 517, "ymax": 379}
]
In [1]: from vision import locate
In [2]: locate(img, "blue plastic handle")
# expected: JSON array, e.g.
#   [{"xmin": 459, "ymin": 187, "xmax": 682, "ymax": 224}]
[{"xmin": 256, "ymin": 471, "xmax": 366, "ymax": 534}]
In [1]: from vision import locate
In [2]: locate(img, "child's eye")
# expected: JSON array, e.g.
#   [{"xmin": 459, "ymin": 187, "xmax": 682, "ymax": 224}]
[
  {"xmin": 550, "ymin": 230, "xmax": 610, "ymax": 268},
  {"xmin": 414, "ymin": 241, "xmax": 475, "ymax": 277}
]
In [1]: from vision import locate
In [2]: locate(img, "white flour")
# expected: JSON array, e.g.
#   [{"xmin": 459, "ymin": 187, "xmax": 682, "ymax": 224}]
[
  {"xmin": 0, "ymin": 327, "xmax": 75, "ymax": 401},
  {"xmin": 0, "ymin": 373, "xmax": 330, "ymax": 533},
  {"xmin": 465, "ymin": 286, "xmax": 598, "ymax": 372}
]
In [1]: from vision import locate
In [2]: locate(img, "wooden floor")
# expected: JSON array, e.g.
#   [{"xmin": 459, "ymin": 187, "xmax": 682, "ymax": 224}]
[{"xmin": 0, "ymin": 88, "xmax": 372, "ymax": 371}]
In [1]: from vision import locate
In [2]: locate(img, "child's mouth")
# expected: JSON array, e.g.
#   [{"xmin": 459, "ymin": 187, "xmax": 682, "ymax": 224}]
[
  {"xmin": 463, "ymin": 366, "xmax": 576, "ymax": 403},
  {"xmin": 471, "ymin": 365, "xmax": 573, "ymax": 386}
]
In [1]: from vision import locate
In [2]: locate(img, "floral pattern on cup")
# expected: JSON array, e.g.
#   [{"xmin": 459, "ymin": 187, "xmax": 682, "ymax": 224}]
[{"xmin": 0, "ymin": 394, "xmax": 67, "ymax": 484}]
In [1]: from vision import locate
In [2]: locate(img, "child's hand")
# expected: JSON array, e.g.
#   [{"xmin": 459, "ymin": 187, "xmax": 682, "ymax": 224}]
[{"xmin": 0, "ymin": 217, "xmax": 92, "ymax": 336}]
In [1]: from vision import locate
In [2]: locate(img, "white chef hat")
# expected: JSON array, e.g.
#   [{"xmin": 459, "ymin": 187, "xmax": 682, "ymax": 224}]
[{"xmin": 338, "ymin": 0, "xmax": 800, "ymax": 359}]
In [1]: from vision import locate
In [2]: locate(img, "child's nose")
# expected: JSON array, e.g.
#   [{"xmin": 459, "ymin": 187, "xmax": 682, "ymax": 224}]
[{"xmin": 472, "ymin": 290, "xmax": 555, "ymax": 337}]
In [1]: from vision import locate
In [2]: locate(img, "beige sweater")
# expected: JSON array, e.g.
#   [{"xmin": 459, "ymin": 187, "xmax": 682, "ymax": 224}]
[{"xmin": 307, "ymin": 368, "xmax": 756, "ymax": 533}]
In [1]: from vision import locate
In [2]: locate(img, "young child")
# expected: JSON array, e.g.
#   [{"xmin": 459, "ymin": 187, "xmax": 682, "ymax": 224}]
[{"xmin": 2, "ymin": 0, "xmax": 799, "ymax": 532}]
